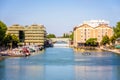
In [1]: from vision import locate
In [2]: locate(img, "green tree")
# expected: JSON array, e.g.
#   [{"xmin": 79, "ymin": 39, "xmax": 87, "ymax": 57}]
[
  {"xmin": 101, "ymin": 35, "xmax": 110, "ymax": 45},
  {"xmin": 3, "ymin": 34, "xmax": 12, "ymax": 46},
  {"xmin": 3, "ymin": 34, "xmax": 19, "ymax": 47},
  {"xmin": 47, "ymin": 34, "xmax": 56, "ymax": 38},
  {"xmin": 110, "ymin": 35, "xmax": 116, "ymax": 45},
  {"xmin": 62, "ymin": 32, "xmax": 74, "ymax": 40},
  {"xmin": 0, "ymin": 21, "xmax": 7, "ymax": 45},
  {"xmin": 12, "ymin": 34, "xmax": 19, "ymax": 46},
  {"xmin": 69, "ymin": 32, "xmax": 74, "ymax": 40},
  {"xmin": 63, "ymin": 33, "xmax": 65, "ymax": 38},
  {"xmin": 63, "ymin": 33, "xmax": 69, "ymax": 38},
  {"xmin": 113, "ymin": 22, "xmax": 120, "ymax": 38},
  {"xmin": 85, "ymin": 38, "xmax": 97, "ymax": 46}
]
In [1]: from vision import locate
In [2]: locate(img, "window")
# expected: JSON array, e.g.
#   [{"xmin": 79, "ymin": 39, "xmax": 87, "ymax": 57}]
[
  {"xmin": 98, "ymin": 35, "xmax": 100, "ymax": 37},
  {"xmin": 105, "ymin": 32, "xmax": 107, "ymax": 34}
]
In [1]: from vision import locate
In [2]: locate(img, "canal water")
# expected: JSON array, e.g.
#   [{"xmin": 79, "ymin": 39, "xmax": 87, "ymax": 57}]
[{"xmin": 0, "ymin": 47, "xmax": 120, "ymax": 80}]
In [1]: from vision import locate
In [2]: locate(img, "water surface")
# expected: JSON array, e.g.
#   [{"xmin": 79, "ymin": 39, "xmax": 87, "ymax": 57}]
[{"xmin": 0, "ymin": 47, "xmax": 120, "ymax": 80}]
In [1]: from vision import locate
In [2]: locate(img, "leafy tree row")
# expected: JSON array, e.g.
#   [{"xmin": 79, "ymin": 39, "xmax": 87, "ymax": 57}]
[
  {"xmin": 63, "ymin": 33, "xmax": 69, "ymax": 38},
  {"xmin": 62, "ymin": 32, "xmax": 74, "ymax": 40},
  {"xmin": 85, "ymin": 35, "xmax": 115, "ymax": 46}
]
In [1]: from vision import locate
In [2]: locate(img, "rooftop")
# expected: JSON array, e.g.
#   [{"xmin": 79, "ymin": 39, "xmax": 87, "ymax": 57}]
[{"xmin": 83, "ymin": 20, "xmax": 109, "ymax": 27}]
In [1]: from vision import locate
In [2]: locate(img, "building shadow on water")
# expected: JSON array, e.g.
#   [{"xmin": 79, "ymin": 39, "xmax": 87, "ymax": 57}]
[{"xmin": 74, "ymin": 65, "xmax": 120, "ymax": 80}]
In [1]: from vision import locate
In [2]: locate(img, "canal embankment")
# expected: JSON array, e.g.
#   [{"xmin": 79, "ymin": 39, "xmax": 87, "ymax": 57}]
[
  {"xmin": 73, "ymin": 46, "xmax": 102, "ymax": 52},
  {"xmin": 0, "ymin": 45, "xmax": 44, "ymax": 57},
  {"xmin": 100, "ymin": 47, "xmax": 120, "ymax": 54},
  {"xmin": 73, "ymin": 46, "xmax": 120, "ymax": 54}
]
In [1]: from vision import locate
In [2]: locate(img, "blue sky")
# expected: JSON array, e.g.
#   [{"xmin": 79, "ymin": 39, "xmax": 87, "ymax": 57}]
[{"xmin": 0, "ymin": 0, "xmax": 120, "ymax": 36}]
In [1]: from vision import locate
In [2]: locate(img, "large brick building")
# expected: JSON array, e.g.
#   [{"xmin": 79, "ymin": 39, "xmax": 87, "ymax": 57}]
[{"xmin": 73, "ymin": 20, "xmax": 113, "ymax": 47}]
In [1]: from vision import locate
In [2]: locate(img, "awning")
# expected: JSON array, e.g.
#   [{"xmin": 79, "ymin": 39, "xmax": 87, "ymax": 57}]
[{"xmin": 115, "ymin": 45, "xmax": 120, "ymax": 49}]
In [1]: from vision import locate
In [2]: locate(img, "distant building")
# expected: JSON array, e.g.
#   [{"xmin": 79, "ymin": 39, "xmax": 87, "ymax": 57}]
[
  {"xmin": 83, "ymin": 20, "xmax": 109, "ymax": 27},
  {"xmin": 73, "ymin": 20, "xmax": 113, "ymax": 47},
  {"xmin": 7, "ymin": 24, "xmax": 46, "ymax": 46}
]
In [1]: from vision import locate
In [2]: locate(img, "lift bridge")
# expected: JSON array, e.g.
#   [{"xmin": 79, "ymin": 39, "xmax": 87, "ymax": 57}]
[{"xmin": 50, "ymin": 38, "xmax": 70, "ymax": 47}]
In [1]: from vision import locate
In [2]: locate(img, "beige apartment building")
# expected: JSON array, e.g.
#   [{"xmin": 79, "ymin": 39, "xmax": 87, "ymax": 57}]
[
  {"xmin": 73, "ymin": 20, "xmax": 113, "ymax": 47},
  {"xmin": 24, "ymin": 24, "xmax": 46, "ymax": 45},
  {"xmin": 7, "ymin": 24, "xmax": 46, "ymax": 46},
  {"xmin": 6, "ymin": 24, "xmax": 25, "ymax": 38}
]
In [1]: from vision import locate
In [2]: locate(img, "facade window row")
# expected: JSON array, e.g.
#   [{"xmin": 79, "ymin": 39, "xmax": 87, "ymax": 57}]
[
  {"xmin": 74, "ymin": 24, "xmax": 113, "ymax": 47},
  {"xmin": 7, "ymin": 24, "xmax": 46, "ymax": 46}
]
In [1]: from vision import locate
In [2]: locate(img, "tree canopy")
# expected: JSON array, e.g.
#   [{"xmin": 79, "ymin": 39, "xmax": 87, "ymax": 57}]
[
  {"xmin": 113, "ymin": 22, "xmax": 120, "ymax": 38},
  {"xmin": 3, "ymin": 34, "xmax": 12, "ymax": 45},
  {"xmin": 110, "ymin": 35, "xmax": 116, "ymax": 45},
  {"xmin": 0, "ymin": 21, "xmax": 7, "ymax": 44},
  {"xmin": 69, "ymin": 32, "xmax": 73, "ymax": 40},
  {"xmin": 47, "ymin": 34, "xmax": 56, "ymax": 38},
  {"xmin": 101, "ymin": 35, "xmax": 110, "ymax": 45},
  {"xmin": 63, "ymin": 33, "xmax": 69, "ymax": 38},
  {"xmin": 12, "ymin": 34, "xmax": 19, "ymax": 44},
  {"xmin": 62, "ymin": 32, "xmax": 74, "ymax": 40},
  {"xmin": 3, "ymin": 34, "xmax": 19, "ymax": 47},
  {"xmin": 85, "ymin": 38, "xmax": 97, "ymax": 46}
]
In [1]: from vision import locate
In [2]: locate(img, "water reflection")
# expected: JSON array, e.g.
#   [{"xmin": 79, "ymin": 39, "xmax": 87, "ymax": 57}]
[
  {"xmin": 0, "ymin": 59, "xmax": 5, "ymax": 80},
  {"xmin": 45, "ymin": 65, "xmax": 74, "ymax": 80},
  {"xmin": 0, "ymin": 48, "xmax": 120, "ymax": 80},
  {"xmin": 75, "ymin": 66, "xmax": 114, "ymax": 80},
  {"xmin": 115, "ymin": 66, "xmax": 120, "ymax": 80},
  {"xmin": 1, "ymin": 63, "xmax": 45, "ymax": 80}
]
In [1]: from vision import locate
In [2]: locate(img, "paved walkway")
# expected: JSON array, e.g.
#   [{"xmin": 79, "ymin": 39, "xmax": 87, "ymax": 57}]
[{"xmin": 100, "ymin": 47, "xmax": 120, "ymax": 54}]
